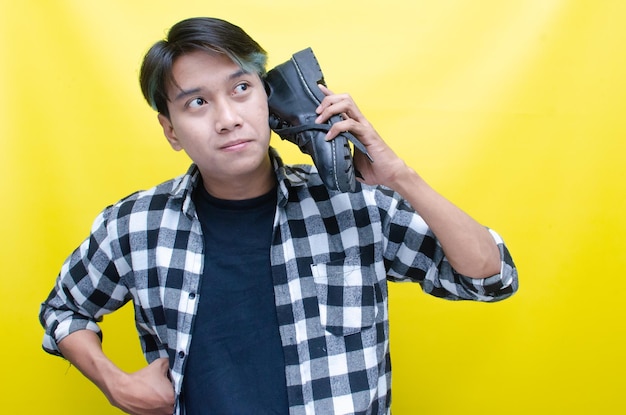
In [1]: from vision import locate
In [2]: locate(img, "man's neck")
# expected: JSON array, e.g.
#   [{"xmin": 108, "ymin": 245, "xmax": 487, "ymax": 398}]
[{"xmin": 200, "ymin": 166, "xmax": 276, "ymax": 201}]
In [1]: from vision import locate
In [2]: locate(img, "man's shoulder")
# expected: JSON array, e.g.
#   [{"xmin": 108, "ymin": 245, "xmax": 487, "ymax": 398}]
[
  {"xmin": 103, "ymin": 166, "xmax": 198, "ymax": 219},
  {"xmin": 281, "ymin": 163, "xmax": 388, "ymax": 207},
  {"xmin": 279, "ymin": 161, "xmax": 314, "ymax": 178}
]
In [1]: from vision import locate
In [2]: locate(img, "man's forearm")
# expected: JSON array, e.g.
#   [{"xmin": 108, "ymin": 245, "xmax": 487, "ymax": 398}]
[
  {"xmin": 57, "ymin": 330, "xmax": 125, "ymax": 402},
  {"xmin": 391, "ymin": 166, "xmax": 502, "ymax": 279},
  {"xmin": 57, "ymin": 329, "xmax": 176, "ymax": 414}
]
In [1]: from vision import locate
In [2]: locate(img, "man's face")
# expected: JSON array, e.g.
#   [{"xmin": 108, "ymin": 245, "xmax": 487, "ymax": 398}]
[{"xmin": 159, "ymin": 50, "xmax": 272, "ymax": 194}]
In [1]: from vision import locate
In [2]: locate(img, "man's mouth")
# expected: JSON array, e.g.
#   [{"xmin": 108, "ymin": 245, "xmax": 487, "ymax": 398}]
[{"xmin": 221, "ymin": 139, "xmax": 251, "ymax": 151}]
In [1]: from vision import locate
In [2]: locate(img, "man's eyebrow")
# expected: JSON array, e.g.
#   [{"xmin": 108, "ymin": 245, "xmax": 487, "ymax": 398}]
[
  {"xmin": 172, "ymin": 69, "xmax": 252, "ymax": 102},
  {"xmin": 174, "ymin": 87, "xmax": 202, "ymax": 102},
  {"xmin": 229, "ymin": 68, "xmax": 250, "ymax": 80}
]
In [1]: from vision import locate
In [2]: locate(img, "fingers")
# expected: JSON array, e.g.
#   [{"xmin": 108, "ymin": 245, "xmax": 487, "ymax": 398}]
[
  {"xmin": 324, "ymin": 118, "xmax": 364, "ymax": 142},
  {"xmin": 317, "ymin": 83, "xmax": 334, "ymax": 97},
  {"xmin": 313, "ymin": 85, "xmax": 373, "ymax": 144},
  {"xmin": 154, "ymin": 357, "xmax": 170, "ymax": 377},
  {"xmin": 316, "ymin": 85, "xmax": 403, "ymax": 186},
  {"xmin": 111, "ymin": 359, "xmax": 175, "ymax": 415},
  {"xmin": 315, "ymin": 85, "xmax": 365, "ymax": 124}
]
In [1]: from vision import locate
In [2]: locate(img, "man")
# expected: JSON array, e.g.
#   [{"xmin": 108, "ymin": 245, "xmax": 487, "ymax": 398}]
[{"xmin": 40, "ymin": 17, "xmax": 517, "ymax": 415}]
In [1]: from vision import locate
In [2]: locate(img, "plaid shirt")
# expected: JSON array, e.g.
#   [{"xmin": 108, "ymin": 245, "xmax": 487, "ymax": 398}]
[{"xmin": 40, "ymin": 148, "xmax": 517, "ymax": 415}]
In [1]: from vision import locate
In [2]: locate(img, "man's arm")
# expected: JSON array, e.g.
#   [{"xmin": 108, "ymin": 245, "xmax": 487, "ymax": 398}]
[
  {"xmin": 58, "ymin": 330, "xmax": 175, "ymax": 415},
  {"xmin": 380, "ymin": 167, "xmax": 501, "ymax": 278},
  {"xmin": 315, "ymin": 85, "xmax": 501, "ymax": 279}
]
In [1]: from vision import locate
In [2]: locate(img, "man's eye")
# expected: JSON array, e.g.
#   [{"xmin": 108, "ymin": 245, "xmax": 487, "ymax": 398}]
[
  {"xmin": 234, "ymin": 83, "xmax": 249, "ymax": 94},
  {"xmin": 188, "ymin": 98, "xmax": 206, "ymax": 108}
]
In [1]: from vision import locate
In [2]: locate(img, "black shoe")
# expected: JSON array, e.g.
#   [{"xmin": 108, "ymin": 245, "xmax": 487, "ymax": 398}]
[{"xmin": 265, "ymin": 47, "xmax": 371, "ymax": 192}]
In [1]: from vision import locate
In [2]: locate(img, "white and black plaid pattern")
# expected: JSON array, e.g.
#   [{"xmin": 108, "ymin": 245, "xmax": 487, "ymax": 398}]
[{"xmin": 40, "ymin": 148, "xmax": 518, "ymax": 415}]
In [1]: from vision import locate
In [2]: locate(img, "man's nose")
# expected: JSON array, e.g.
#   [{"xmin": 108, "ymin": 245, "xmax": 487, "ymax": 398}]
[{"xmin": 215, "ymin": 98, "xmax": 243, "ymax": 132}]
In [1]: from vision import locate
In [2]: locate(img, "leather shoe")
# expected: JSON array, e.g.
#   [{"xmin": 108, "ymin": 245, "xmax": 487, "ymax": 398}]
[{"xmin": 265, "ymin": 47, "xmax": 371, "ymax": 192}]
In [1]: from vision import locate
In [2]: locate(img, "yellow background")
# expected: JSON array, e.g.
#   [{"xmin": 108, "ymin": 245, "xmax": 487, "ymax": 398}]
[{"xmin": 2, "ymin": 0, "xmax": 625, "ymax": 413}]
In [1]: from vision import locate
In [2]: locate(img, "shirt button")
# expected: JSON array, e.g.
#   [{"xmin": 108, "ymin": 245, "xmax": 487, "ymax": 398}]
[
  {"xmin": 189, "ymin": 293, "xmax": 196, "ymax": 299},
  {"xmin": 178, "ymin": 351, "xmax": 185, "ymax": 359}
]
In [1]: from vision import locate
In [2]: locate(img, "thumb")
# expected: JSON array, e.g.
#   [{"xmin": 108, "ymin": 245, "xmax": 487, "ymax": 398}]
[{"xmin": 152, "ymin": 357, "xmax": 171, "ymax": 376}]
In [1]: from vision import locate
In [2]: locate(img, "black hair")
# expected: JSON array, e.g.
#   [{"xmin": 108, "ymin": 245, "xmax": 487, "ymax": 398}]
[{"xmin": 139, "ymin": 17, "xmax": 267, "ymax": 117}]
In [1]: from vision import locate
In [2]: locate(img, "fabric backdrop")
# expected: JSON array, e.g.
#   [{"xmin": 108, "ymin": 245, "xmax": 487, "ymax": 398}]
[{"xmin": 2, "ymin": 1, "xmax": 624, "ymax": 413}]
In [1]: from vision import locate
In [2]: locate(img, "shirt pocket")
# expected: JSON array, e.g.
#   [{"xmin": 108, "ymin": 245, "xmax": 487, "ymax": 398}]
[{"xmin": 311, "ymin": 255, "xmax": 378, "ymax": 337}]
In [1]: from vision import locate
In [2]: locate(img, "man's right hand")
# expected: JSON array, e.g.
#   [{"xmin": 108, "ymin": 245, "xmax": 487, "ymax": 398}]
[
  {"xmin": 106, "ymin": 358, "xmax": 175, "ymax": 415},
  {"xmin": 58, "ymin": 330, "xmax": 175, "ymax": 415}
]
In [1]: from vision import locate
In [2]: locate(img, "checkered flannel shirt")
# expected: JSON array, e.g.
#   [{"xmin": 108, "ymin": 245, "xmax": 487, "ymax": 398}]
[{"xmin": 40, "ymin": 148, "xmax": 518, "ymax": 415}]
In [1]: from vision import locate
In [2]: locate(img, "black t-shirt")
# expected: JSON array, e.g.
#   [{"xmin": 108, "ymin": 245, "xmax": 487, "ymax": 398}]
[{"xmin": 183, "ymin": 184, "xmax": 289, "ymax": 414}]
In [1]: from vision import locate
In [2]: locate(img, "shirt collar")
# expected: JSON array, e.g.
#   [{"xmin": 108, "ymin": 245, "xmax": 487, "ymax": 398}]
[
  {"xmin": 270, "ymin": 147, "xmax": 311, "ymax": 207},
  {"xmin": 170, "ymin": 147, "xmax": 311, "ymax": 214}
]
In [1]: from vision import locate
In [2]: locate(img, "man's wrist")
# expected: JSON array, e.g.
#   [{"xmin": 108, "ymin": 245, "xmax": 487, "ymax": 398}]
[{"xmin": 387, "ymin": 165, "xmax": 427, "ymax": 201}]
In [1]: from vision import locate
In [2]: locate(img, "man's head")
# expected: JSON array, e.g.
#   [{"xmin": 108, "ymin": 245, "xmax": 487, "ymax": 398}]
[
  {"xmin": 140, "ymin": 17, "xmax": 267, "ymax": 118},
  {"xmin": 140, "ymin": 18, "xmax": 274, "ymax": 199}
]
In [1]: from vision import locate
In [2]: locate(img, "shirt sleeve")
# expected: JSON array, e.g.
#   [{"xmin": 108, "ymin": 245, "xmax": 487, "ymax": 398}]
[
  {"xmin": 378, "ymin": 188, "xmax": 518, "ymax": 302},
  {"xmin": 39, "ymin": 205, "xmax": 131, "ymax": 356}
]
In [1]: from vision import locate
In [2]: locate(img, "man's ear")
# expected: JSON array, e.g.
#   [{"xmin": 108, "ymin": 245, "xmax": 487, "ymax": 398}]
[{"xmin": 158, "ymin": 113, "xmax": 183, "ymax": 151}]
